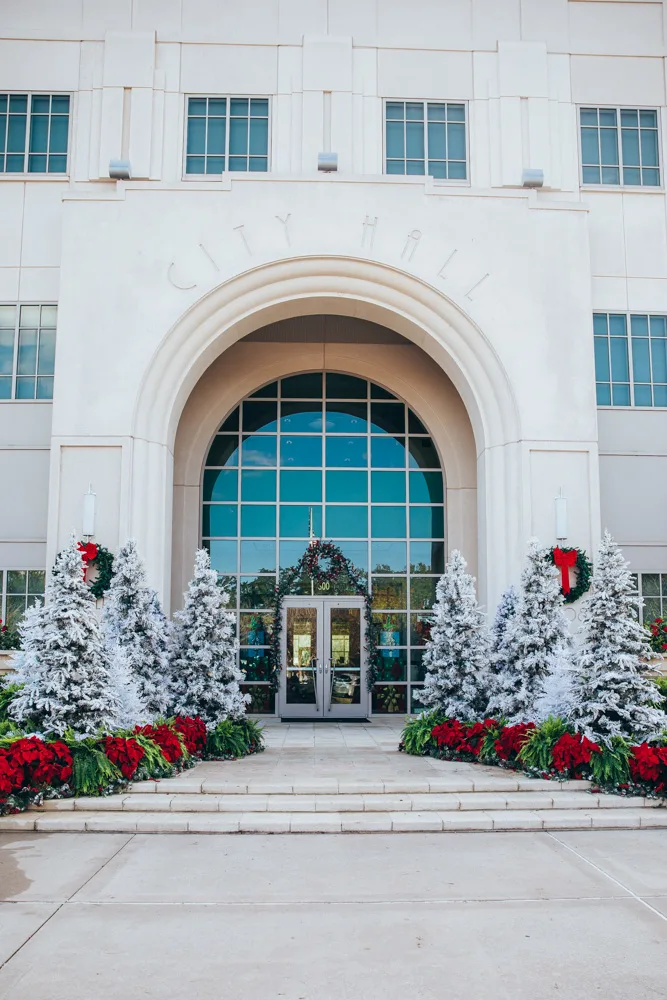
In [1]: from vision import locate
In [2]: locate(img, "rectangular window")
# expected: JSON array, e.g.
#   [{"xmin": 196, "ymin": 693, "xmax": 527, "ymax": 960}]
[
  {"xmin": 594, "ymin": 312, "xmax": 667, "ymax": 407},
  {"xmin": 0, "ymin": 304, "xmax": 57, "ymax": 400},
  {"xmin": 185, "ymin": 97, "xmax": 269, "ymax": 175},
  {"xmin": 0, "ymin": 94, "xmax": 70, "ymax": 174},
  {"xmin": 580, "ymin": 107, "xmax": 660, "ymax": 187},
  {"xmin": 385, "ymin": 101, "xmax": 467, "ymax": 180},
  {"xmin": 1, "ymin": 570, "xmax": 45, "ymax": 632},
  {"xmin": 633, "ymin": 573, "xmax": 667, "ymax": 625}
]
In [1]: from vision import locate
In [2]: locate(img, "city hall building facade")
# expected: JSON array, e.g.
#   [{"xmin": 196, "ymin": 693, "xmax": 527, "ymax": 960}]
[{"xmin": 1, "ymin": 0, "xmax": 667, "ymax": 715}]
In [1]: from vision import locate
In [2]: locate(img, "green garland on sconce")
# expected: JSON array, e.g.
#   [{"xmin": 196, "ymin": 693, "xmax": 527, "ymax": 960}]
[
  {"xmin": 78, "ymin": 541, "xmax": 115, "ymax": 599},
  {"xmin": 547, "ymin": 546, "xmax": 593, "ymax": 605},
  {"xmin": 267, "ymin": 540, "xmax": 381, "ymax": 692}
]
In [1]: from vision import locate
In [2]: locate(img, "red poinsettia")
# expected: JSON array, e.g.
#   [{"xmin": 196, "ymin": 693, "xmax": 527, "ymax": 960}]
[
  {"xmin": 135, "ymin": 723, "xmax": 184, "ymax": 764},
  {"xmin": 173, "ymin": 716, "xmax": 207, "ymax": 756},
  {"xmin": 494, "ymin": 723, "xmax": 536, "ymax": 762},
  {"xmin": 104, "ymin": 736, "xmax": 145, "ymax": 780},
  {"xmin": 0, "ymin": 737, "xmax": 73, "ymax": 800},
  {"xmin": 629, "ymin": 743, "xmax": 667, "ymax": 791},
  {"xmin": 551, "ymin": 732, "xmax": 601, "ymax": 777},
  {"xmin": 431, "ymin": 719, "xmax": 497, "ymax": 758}
]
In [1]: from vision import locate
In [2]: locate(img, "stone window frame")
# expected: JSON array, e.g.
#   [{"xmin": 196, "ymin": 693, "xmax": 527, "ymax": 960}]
[
  {"xmin": 0, "ymin": 569, "xmax": 46, "ymax": 632},
  {"xmin": 383, "ymin": 99, "xmax": 469, "ymax": 182},
  {"xmin": 0, "ymin": 93, "xmax": 71, "ymax": 176},
  {"xmin": 593, "ymin": 311, "xmax": 667, "ymax": 408},
  {"xmin": 579, "ymin": 106, "xmax": 661, "ymax": 189},
  {"xmin": 183, "ymin": 95, "xmax": 271, "ymax": 176},
  {"xmin": 0, "ymin": 304, "xmax": 58, "ymax": 402}
]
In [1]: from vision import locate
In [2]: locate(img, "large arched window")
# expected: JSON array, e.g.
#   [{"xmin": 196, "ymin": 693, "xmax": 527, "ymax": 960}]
[{"xmin": 201, "ymin": 372, "xmax": 445, "ymax": 714}]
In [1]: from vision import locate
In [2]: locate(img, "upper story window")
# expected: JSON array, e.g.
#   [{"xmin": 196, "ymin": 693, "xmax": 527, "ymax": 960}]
[
  {"xmin": 0, "ymin": 94, "xmax": 70, "ymax": 175},
  {"xmin": 594, "ymin": 312, "xmax": 667, "ymax": 407},
  {"xmin": 185, "ymin": 97, "xmax": 269, "ymax": 175},
  {"xmin": 0, "ymin": 304, "xmax": 57, "ymax": 400},
  {"xmin": 580, "ymin": 107, "xmax": 660, "ymax": 187},
  {"xmin": 1, "ymin": 569, "xmax": 45, "ymax": 634},
  {"xmin": 385, "ymin": 101, "xmax": 467, "ymax": 180},
  {"xmin": 631, "ymin": 573, "xmax": 667, "ymax": 626}
]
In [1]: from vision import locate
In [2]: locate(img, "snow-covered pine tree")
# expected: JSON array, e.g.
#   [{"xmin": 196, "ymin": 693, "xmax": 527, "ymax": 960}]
[
  {"xmin": 10, "ymin": 536, "xmax": 120, "ymax": 736},
  {"xmin": 571, "ymin": 530, "xmax": 667, "ymax": 744},
  {"xmin": 490, "ymin": 539, "xmax": 572, "ymax": 723},
  {"xmin": 489, "ymin": 585, "xmax": 519, "ymax": 676},
  {"xmin": 102, "ymin": 539, "xmax": 171, "ymax": 717},
  {"xmin": 169, "ymin": 548, "xmax": 249, "ymax": 725},
  {"xmin": 533, "ymin": 658, "xmax": 576, "ymax": 723},
  {"xmin": 107, "ymin": 643, "xmax": 148, "ymax": 730},
  {"xmin": 417, "ymin": 550, "xmax": 491, "ymax": 719}
]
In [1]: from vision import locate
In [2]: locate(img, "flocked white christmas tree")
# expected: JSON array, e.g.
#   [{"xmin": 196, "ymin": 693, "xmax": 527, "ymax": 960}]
[
  {"xmin": 417, "ymin": 550, "xmax": 491, "ymax": 719},
  {"xmin": 102, "ymin": 539, "xmax": 171, "ymax": 717},
  {"xmin": 533, "ymin": 659, "xmax": 577, "ymax": 722},
  {"xmin": 169, "ymin": 548, "xmax": 249, "ymax": 725},
  {"xmin": 107, "ymin": 643, "xmax": 149, "ymax": 730},
  {"xmin": 489, "ymin": 585, "xmax": 519, "ymax": 678},
  {"xmin": 11, "ymin": 536, "xmax": 120, "ymax": 736},
  {"xmin": 571, "ymin": 530, "xmax": 667, "ymax": 745},
  {"xmin": 490, "ymin": 539, "xmax": 572, "ymax": 723}
]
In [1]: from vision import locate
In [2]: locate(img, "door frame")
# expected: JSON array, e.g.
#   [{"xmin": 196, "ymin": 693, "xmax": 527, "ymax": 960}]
[{"xmin": 279, "ymin": 595, "xmax": 368, "ymax": 720}]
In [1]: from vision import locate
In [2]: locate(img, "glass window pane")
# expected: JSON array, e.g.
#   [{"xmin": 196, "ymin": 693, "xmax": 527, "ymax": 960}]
[
  {"xmin": 240, "ymin": 649, "xmax": 271, "ymax": 681},
  {"xmin": 37, "ymin": 329, "xmax": 56, "ymax": 374},
  {"xmin": 620, "ymin": 109, "xmax": 638, "ymax": 128},
  {"xmin": 642, "ymin": 573, "xmax": 660, "ymax": 596},
  {"xmin": 28, "ymin": 114, "xmax": 48, "ymax": 153},
  {"xmin": 187, "ymin": 116, "xmax": 206, "ymax": 154},
  {"xmin": 7, "ymin": 114, "xmax": 26, "ymax": 154},
  {"xmin": 370, "ymin": 403, "xmax": 405, "ymax": 435},
  {"xmin": 594, "ymin": 338, "xmax": 611, "ymax": 382},
  {"xmin": 621, "ymin": 128, "xmax": 640, "ymax": 166},
  {"xmin": 408, "ymin": 437, "xmax": 439, "ymax": 468},
  {"xmin": 631, "ymin": 338, "xmax": 651, "ymax": 383},
  {"xmin": 0, "ymin": 377, "xmax": 11, "ymax": 399},
  {"xmin": 376, "ymin": 651, "xmax": 407, "ymax": 682},
  {"xmin": 610, "ymin": 337, "xmax": 630, "ymax": 381},
  {"xmin": 249, "ymin": 118, "xmax": 268, "ymax": 156},
  {"xmin": 27, "ymin": 570, "xmax": 45, "ymax": 594},
  {"xmin": 0, "ymin": 305, "xmax": 16, "ymax": 325},
  {"xmin": 371, "ymin": 506, "xmax": 406, "ymax": 538},
  {"xmin": 326, "ymin": 470, "xmax": 367, "ymax": 502},
  {"xmin": 409, "ymin": 471, "xmax": 444, "ymax": 504},
  {"xmin": 410, "ymin": 650, "xmax": 427, "ymax": 682},
  {"xmin": 0, "ymin": 329, "xmax": 14, "ymax": 375},
  {"xmin": 580, "ymin": 109, "xmax": 598, "ymax": 127},
  {"xmin": 372, "ymin": 541, "xmax": 407, "ymax": 574},
  {"xmin": 229, "ymin": 116, "xmax": 248, "ymax": 155},
  {"xmin": 447, "ymin": 122, "xmax": 466, "ymax": 161},
  {"xmin": 280, "ymin": 505, "xmax": 322, "ymax": 538},
  {"xmin": 386, "ymin": 160, "xmax": 405, "ymax": 174},
  {"xmin": 427, "ymin": 122, "xmax": 446, "ymax": 160},
  {"xmin": 206, "ymin": 435, "xmax": 239, "ymax": 467},
  {"xmin": 609, "ymin": 314, "xmax": 627, "ymax": 337},
  {"xmin": 186, "ymin": 155, "xmax": 205, "ymax": 174},
  {"xmin": 241, "ymin": 540, "xmax": 276, "ymax": 574},
  {"xmin": 386, "ymin": 103, "xmax": 404, "ymax": 120},
  {"xmin": 241, "ymin": 434, "xmax": 277, "ymax": 467},
  {"xmin": 229, "ymin": 156, "xmax": 247, "ymax": 171},
  {"xmin": 28, "ymin": 153, "xmax": 47, "ymax": 172},
  {"xmin": 410, "ymin": 541, "xmax": 445, "ymax": 574},
  {"xmin": 641, "ymin": 128, "xmax": 659, "ymax": 168},
  {"xmin": 634, "ymin": 384, "xmax": 652, "ymax": 406},
  {"xmin": 240, "ymin": 576, "xmax": 275, "ymax": 609},
  {"xmin": 611, "ymin": 383, "xmax": 631, "ymax": 405},
  {"xmin": 582, "ymin": 165, "xmax": 600, "ymax": 184},
  {"xmin": 652, "ymin": 384, "xmax": 667, "ymax": 406},
  {"xmin": 241, "ymin": 470, "xmax": 276, "ymax": 501},
  {"xmin": 282, "ymin": 373, "xmax": 323, "ymax": 397},
  {"xmin": 326, "ymin": 505, "xmax": 367, "ymax": 537},
  {"xmin": 250, "ymin": 382, "xmax": 278, "ymax": 399},
  {"xmin": 410, "ymin": 577, "xmax": 437, "ymax": 610},
  {"xmin": 19, "ymin": 305, "xmax": 40, "ymax": 326},
  {"xmin": 219, "ymin": 408, "xmax": 239, "ymax": 431},
  {"xmin": 650, "ymin": 316, "xmax": 667, "ymax": 338},
  {"xmin": 623, "ymin": 166, "xmax": 641, "ymax": 186},
  {"xmin": 51, "ymin": 96, "xmax": 69, "ymax": 114},
  {"xmin": 281, "ymin": 435, "xmax": 322, "ymax": 467},
  {"xmin": 15, "ymin": 376, "xmax": 35, "ymax": 398},
  {"xmin": 373, "ymin": 612, "xmax": 408, "ymax": 645},
  {"xmin": 36, "ymin": 376, "xmax": 53, "ymax": 399},
  {"xmin": 240, "ymin": 504, "xmax": 276, "ymax": 537},
  {"xmin": 410, "ymin": 506, "xmax": 444, "ymax": 538},
  {"xmin": 642, "ymin": 167, "xmax": 660, "ymax": 186},
  {"xmin": 326, "ymin": 436, "xmax": 367, "ymax": 467},
  {"xmin": 371, "ymin": 436, "xmax": 405, "ymax": 468},
  {"xmin": 409, "ymin": 412, "xmax": 427, "ymax": 433},
  {"xmin": 242, "ymin": 400, "xmax": 277, "ymax": 432},
  {"xmin": 651, "ymin": 337, "xmax": 667, "ymax": 383},
  {"xmin": 581, "ymin": 128, "xmax": 599, "ymax": 165},
  {"xmin": 600, "ymin": 165, "xmax": 620, "ymax": 184},
  {"xmin": 325, "ymin": 401, "xmax": 367, "ymax": 433},
  {"xmin": 5, "ymin": 595, "xmax": 27, "ymax": 628},
  {"xmin": 599, "ymin": 109, "xmax": 617, "ymax": 127},
  {"xmin": 280, "ymin": 401, "xmax": 323, "ymax": 433},
  {"xmin": 49, "ymin": 115, "xmax": 68, "ymax": 156},
  {"xmin": 593, "ymin": 313, "xmax": 609, "ymax": 336},
  {"xmin": 406, "ymin": 103, "xmax": 423, "ymax": 121},
  {"xmin": 640, "ymin": 110, "xmax": 657, "ymax": 128},
  {"xmin": 207, "ymin": 539, "xmax": 237, "ymax": 574},
  {"xmin": 203, "ymin": 469, "xmax": 238, "ymax": 502},
  {"xmin": 406, "ymin": 159, "xmax": 425, "ymax": 175},
  {"xmin": 6, "ymin": 570, "xmax": 26, "ymax": 594},
  {"xmin": 240, "ymin": 612, "xmax": 274, "ymax": 645},
  {"xmin": 427, "ymin": 104, "xmax": 446, "ymax": 122},
  {"xmin": 630, "ymin": 315, "xmax": 649, "ymax": 338},
  {"xmin": 202, "ymin": 504, "xmax": 237, "ymax": 537},
  {"xmin": 250, "ymin": 98, "xmax": 268, "ymax": 116},
  {"xmin": 371, "ymin": 577, "xmax": 407, "ymax": 610},
  {"xmin": 280, "ymin": 540, "xmax": 309, "ymax": 569},
  {"xmin": 326, "ymin": 373, "xmax": 366, "ymax": 398},
  {"xmin": 188, "ymin": 98, "xmax": 207, "ymax": 116},
  {"xmin": 330, "ymin": 540, "xmax": 368, "ymax": 574},
  {"xmin": 280, "ymin": 470, "xmax": 322, "ymax": 502},
  {"xmin": 596, "ymin": 380, "xmax": 612, "ymax": 404},
  {"xmin": 405, "ymin": 121, "xmax": 424, "ymax": 159},
  {"xmin": 206, "ymin": 115, "xmax": 225, "ymax": 156},
  {"xmin": 428, "ymin": 161, "xmax": 446, "ymax": 179},
  {"xmin": 371, "ymin": 471, "xmax": 406, "ymax": 503},
  {"xmin": 230, "ymin": 98, "xmax": 249, "ymax": 116}
]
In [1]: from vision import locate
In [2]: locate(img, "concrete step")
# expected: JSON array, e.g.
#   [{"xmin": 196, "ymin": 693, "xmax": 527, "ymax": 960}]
[
  {"xmin": 28, "ymin": 789, "xmax": 659, "ymax": 814},
  {"xmin": 123, "ymin": 776, "xmax": 593, "ymax": 795},
  {"xmin": 2, "ymin": 807, "xmax": 666, "ymax": 834}
]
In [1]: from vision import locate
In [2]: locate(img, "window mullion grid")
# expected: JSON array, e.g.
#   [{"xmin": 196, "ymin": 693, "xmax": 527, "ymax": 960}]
[
  {"xmin": 225, "ymin": 99, "xmax": 230, "ymax": 173},
  {"xmin": 11, "ymin": 309, "xmax": 19, "ymax": 399},
  {"xmin": 625, "ymin": 314, "xmax": 635, "ymax": 406},
  {"xmin": 1, "ymin": 101, "xmax": 8, "ymax": 172},
  {"xmin": 647, "ymin": 317, "xmax": 655, "ymax": 406},
  {"xmin": 45, "ymin": 95, "xmax": 53, "ymax": 172},
  {"xmin": 423, "ymin": 102, "xmax": 429, "ymax": 172}
]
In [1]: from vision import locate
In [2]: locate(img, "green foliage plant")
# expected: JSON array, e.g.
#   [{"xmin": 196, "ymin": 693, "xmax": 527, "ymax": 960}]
[
  {"xmin": 131, "ymin": 732, "xmax": 174, "ymax": 779},
  {"xmin": 206, "ymin": 718, "xmax": 265, "ymax": 759},
  {"xmin": 589, "ymin": 736, "xmax": 632, "ymax": 788},
  {"xmin": 519, "ymin": 716, "xmax": 570, "ymax": 772},
  {"xmin": 400, "ymin": 709, "xmax": 448, "ymax": 756},
  {"xmin": 477, "ymin": 717, "xmax": 507, "ymax": 765},
  {"xmin": 64, "ymin": 736, "xmax": 123, "ymax": 796},
  {"xmin": 0, "ymin": 680, "xmax": 23, "ymax": 724}
]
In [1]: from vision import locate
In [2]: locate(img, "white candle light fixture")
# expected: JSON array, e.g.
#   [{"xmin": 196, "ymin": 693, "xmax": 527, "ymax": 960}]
[
  {"xmin": 82, "ymin": 484, "xmax": 96, "ymax": 538},
  {"xmin": 555, "ymin": 487, "xmax": 567, "ymax": 542}
]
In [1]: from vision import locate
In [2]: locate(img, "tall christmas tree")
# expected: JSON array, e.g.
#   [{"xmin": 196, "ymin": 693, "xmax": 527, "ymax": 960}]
[
  {"xmin": 489, "ymin": 585, "xmax": 519, "ymax": 676},
  {"xmin": 417, "ymin": 550, "xmax": 491, "ymax": 719},
  {"xmin": 491, "ymin": 539, "xmax": 572, "ymax": 722},
  {"xmin": 571, "ymin": 530, "xmax": 667, "ymax": 744},
  {"xmin": 102, "ymin": 539, "xmax": 171, "ymax": 717},
  {"xmin": 107, "ymin": 643, "xmax": 148, "ymax": 730},
  {"xmin": 169, "ymin": 548, "xmax": 248, "ymax": 725},
  {"xmin": 11, "ymin": 537, "xmax": 120, "ymax": 736}
]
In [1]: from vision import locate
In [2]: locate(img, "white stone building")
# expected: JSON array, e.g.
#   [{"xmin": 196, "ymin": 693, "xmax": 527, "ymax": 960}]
[{"xmin": 1, "ymin": 0, "xmax": 666, "ymax": 716}]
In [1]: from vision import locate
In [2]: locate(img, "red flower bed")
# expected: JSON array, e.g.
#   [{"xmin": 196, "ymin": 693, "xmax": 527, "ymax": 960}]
[
  {"xmin": 551, "ymin": 732, "xmax": 601, "ymax": 777},
  {"xmin": 629, "ymin": 743, "xmax": 667, "ymax": 792},
  {"xmin": 104, "ymin": 736, "xmax": 145, "ymax": 780},
  {"xmin": 173, "ymin": 716, "xmax": 207, "ymax": 756},
  {"xmin": 0, "ymin": 737, "xmax": 73, "ymax": 810},
  {"xmin": 134, "ymin": 723, "xmax": 184, "ymax": 764},
  {"xmin": 494, "ymin": 723, "xmax": 535, "ymax": 762},
  {"xmin": 431, "ymin": 719, "xmax": 497, "ymax": 759}
]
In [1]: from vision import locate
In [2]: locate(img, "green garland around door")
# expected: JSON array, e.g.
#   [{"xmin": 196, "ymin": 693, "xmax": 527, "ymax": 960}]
[{"xmin": 267, "ymin": 540, "xmax": 380, "ymax": 692}]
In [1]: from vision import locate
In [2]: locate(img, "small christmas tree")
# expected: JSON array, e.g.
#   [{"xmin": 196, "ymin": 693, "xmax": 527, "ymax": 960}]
[
  {"xmin": 169, "ymin": 548, "xmax": 248, "ymax": 725},
  {"xmin": 108, "ymin": 643, "xmax": 148, "ymax": 730},
  {"xmin": 571, "ymin": 531, "xmax": 667, "ymax": 744},
  {"xmin": 11, "ymin": 537, "xmax": 119, "ymax": 736},
  {"xmin": 489, "ymin": 585, "xmax": 519, "ymax": 676},
  {"xmin": 102, "ymin": 539, "xmax": 171, "ymax": 717},
  {"xmin": 417, "ymin": 550, "xmax": 491, "ymax": 719},
  {"xmin": 533, "ymin": 659, "xmax": 576, "ymax": 722},
  {"xmin": 491, "ymin": 539, "xmax": 572, "ymax": 723}
]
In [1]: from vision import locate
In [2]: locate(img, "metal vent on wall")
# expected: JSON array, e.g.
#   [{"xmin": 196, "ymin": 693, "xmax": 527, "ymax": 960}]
[{"xmin": 242, "ymin": 315, "xmax": 409, "ymax": 344}]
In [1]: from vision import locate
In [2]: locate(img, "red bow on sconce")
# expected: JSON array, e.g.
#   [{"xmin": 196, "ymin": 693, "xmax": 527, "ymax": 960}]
[
  {"xmin": 553, "ymin": 546, "xmax": 577, "ymax": 594},
  {"xmin": 77, "ymin": 541, "xmax": 99, "ymax": 580}
]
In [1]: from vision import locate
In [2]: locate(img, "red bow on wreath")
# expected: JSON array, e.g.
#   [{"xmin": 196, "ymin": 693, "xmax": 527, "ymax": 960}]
[
  {"xmin": 77, "ymin": 541, "xmax": 98, "ymax": 580},
  {"xmin": 553, "ymin": 546, "xmax": 577, "ymax": 595}
]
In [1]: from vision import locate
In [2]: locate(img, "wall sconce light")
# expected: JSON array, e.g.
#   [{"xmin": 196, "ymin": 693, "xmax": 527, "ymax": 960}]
[
  {"xmin": 109, "ymin": 159, "xmax": 131, "ymax": 180},
  {"xmin": 317, "ymin": 152, "xmax": 338, "ymax": 172},
  {"xmin": 522, "ymin": 168, "xmax": 544, "ymax": 188},
  {"xmin": 555, "ymin": 487, "xmax": 567, "ymax": 541},
  {"xmin": 82, "ymin": 485, "xmax": 96, "ymax": 539}
]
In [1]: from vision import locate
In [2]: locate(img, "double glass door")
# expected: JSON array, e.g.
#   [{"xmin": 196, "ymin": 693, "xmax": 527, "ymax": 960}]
[{"xmin": 280, "ymin": 597, "xmax": 367, "ymax": 719}]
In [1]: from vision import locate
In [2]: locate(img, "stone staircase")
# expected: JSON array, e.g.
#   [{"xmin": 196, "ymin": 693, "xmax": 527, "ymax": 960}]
[{"xmin": 3, "ymin": 772, "xmax": 665, "ymax": 833}]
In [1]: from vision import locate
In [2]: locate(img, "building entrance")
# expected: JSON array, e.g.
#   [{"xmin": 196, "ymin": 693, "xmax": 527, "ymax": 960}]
[{"xmin": 280, "ymin": 596, "xmax": 368, "ymax": 719}]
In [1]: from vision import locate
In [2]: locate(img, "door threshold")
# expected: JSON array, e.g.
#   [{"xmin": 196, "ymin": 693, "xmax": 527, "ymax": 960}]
[{"xmin": 280, "ymin": 717, "xmax": 370, "ymax": 724}]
